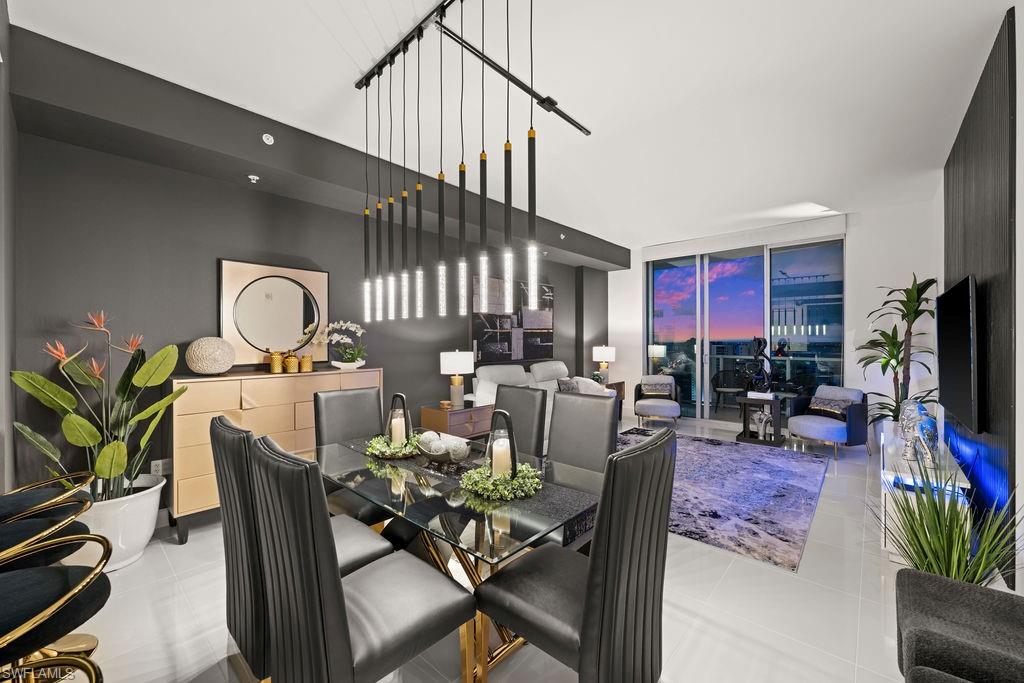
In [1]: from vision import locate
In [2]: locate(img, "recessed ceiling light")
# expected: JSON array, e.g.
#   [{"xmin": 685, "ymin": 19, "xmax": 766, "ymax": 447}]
[
  {"xmin": 248, "ymin": 174, "xmax": 260, "ymax": 184},
  {"xmin": 559, "ymin": 233, "xmax": 566, "ymax": 240},
  {"xmin": 261, "ymin": 133, "xmax": 275, "ymax": 145}
]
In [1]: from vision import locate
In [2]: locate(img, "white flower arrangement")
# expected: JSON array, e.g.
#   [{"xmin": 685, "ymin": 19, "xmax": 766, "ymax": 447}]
[{"xmin": 300, "ymin": 320, "xmax": 366, "ymax": 363}]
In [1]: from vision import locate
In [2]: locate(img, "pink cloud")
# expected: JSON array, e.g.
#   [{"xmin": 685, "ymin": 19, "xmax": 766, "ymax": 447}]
[
  {"xmin": 715, "ymin": 295, "xmax": 729, "ymax": 302},
  {"xmin": 740, "ymin": 289, "xmax": 756, "ymax": 297}
]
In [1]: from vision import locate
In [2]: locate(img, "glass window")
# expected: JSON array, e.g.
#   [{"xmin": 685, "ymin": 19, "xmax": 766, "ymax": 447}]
[
  {"xmin": 769, "ymin": 240, "xmax": 844, "ymax": 396},
  {"xmin": 648, "ymin": 256, "xmax": 698, "ymax": 417}
]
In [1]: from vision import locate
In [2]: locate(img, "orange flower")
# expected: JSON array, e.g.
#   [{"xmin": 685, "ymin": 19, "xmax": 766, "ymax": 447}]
[
  {"xmin": 122, "ymin": 334, "xmax": 144, "ymax": 352},
  {"xmin": 87, "ymin": 357, "xmax": 106, "ymax": 381},
  {"xmin": 84, "ymin": 310, "xmax": 109, "ymax": 331},
  {"xmin": 44, "ymin": 340, "xmax": 68, "ymax": 362}
]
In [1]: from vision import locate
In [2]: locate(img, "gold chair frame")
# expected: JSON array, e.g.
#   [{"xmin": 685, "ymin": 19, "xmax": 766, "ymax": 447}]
[
  {"xmin": 0, "ymin": 534, "xmax": 112, "ymax": 683},
  {"xmin": 2, "ymin": 473, "xmax": 96, "ymax": 524},
  {"xmin": 0, "ymin": 497, "xmax": 94, "ymax": 564}
]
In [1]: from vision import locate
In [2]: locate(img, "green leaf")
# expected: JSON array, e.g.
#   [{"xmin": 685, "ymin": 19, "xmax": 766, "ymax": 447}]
[
  {"xmin": 13, "ymin": 421, "xmax": 62, "ymax": 463},
  {"xmin": 131, "ymin": 345, "xmax": 178, "ymax": 388},
  {"xmin": 116, "ymin": 348, "xmax": 147, "ymax": 400},
  {"xmin": 64, "ymin": 360, "xmax": 103, "ymax": 389},
  {"xmin": 10, "ymin": 371, "xmax": 77, "ymax": 415},
  {"xmin": 95, "ymin": 441, "xmax": 128, "ymax": 479},
  {"xmin": 139, "ymin": 407, "xmax": 166, "ymax": 449},
  {"xmin": 61, "ymin": 413, "xmax": 102, "ymax": 447},
  {"xmin": 129, "ymin": 386, "xmax": 187, "ymax": 425}
]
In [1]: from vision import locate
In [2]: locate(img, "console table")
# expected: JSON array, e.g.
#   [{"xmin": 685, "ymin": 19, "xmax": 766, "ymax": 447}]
[
  {"xmin": 420, "ymin": 403, "xmax": 494, "ymax": 439},
  {"xmin": 736, "ymin": 395, "xmax": 784, "ymax": 446}
]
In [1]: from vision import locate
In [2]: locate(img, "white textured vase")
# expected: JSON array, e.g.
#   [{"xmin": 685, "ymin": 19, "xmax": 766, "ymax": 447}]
[
  {"xmin": 185, "ymin": 336, "xmax": 235, "ymax": 374},
  {"xmin": 66, "ymin": 474, "xmax": 166, "ymax": 571},
  {"xmin": 331, "ymin": 359, "xmax": 367, "ymax": 371}
]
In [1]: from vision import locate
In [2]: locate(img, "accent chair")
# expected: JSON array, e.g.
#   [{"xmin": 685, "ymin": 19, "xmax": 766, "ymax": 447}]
[{"xmin": 787, "ymin": 385, "xmax": 868, "ymax": 457}]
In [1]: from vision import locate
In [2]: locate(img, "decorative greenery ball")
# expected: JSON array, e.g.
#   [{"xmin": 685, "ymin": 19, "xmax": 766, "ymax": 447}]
[
  {"xmin": 459, "ymin": 461, "xmax": 543, "ymax": 501},
  {"xmin": 365, "ymin": 433, "xmax": 420, "ymax": 459}
]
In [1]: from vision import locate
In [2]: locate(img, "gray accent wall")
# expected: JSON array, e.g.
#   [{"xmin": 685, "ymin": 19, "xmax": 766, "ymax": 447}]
[
  {"xmin": 574, "ymin": 266, "xmax": 610, "ymax": 377},
  {"xmin": 0, "ymin": 0, "xmax": 14, "ymax": 491},
  {"xmin": 13, "ymin": 133, "xmax": 584, "ymax": 483}
]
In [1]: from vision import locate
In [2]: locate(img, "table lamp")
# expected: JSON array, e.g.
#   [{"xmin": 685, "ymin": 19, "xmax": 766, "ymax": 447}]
[
  {"xmin": 440, "ymin": 350, "xmax": 475, "ymax": 409},
  {"xmin": 593, "ymin": 345, "xmax": 616, "ymax": 383}
]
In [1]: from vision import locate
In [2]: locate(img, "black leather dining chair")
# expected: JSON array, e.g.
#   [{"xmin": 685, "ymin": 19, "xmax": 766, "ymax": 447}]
[
  {"xmin": 314, "ymin": 388, "xmax": 394, "ymax": 526},
  {"xmin": 248, "ymin": 435, "xmax": 477, "ymax": 683},
  {"xmin": 546, "ymin": 392, "xmax": 619, "ymax": 472},
  {"xmin": 475, "ymin": 427, "xmax": 677, "ymax": 683},
  {"xmin": 210, "ymin": 416, "xmax": 394, "ymax": 680},
  {"xmin": 495, "ymin": 385, "xmax": 547, "ymax": 457}
]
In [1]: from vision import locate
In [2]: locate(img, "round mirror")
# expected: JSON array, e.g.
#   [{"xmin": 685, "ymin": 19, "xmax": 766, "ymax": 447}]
[{"xmin": 233, "ymin": 276, "xmax": 319, "ymax": 352}]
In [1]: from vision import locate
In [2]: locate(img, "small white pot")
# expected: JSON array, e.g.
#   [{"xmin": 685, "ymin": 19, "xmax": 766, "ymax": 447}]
[
  {"xmin": 331, "ymin": 359, "xmax": 367, "ymax": 371},
  {"xmin": 66, "ymin": 473, "xmax": 166, "ymax": 571}
]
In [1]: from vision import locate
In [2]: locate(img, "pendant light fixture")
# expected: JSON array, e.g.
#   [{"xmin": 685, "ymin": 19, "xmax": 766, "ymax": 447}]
[
  {"xmin": 386, "ymin": 62, "xmax": 397, "ymax": 321},
  {"xmin": 436, "ymin": 9, "xmax": 447, "ymax": 318},
  {"xmin": 502, "ymin": 0, "xmax": 514, "ymax": 315},
  {"xmin": 363, "ymin": 86, "xmax": 372, "ymax": 323},
  {"xmin": 457, "ymin": 0, "xmax": 468, "ymax": 317},
  {"xmin": 375, "ymin": 73, "xmax": 384, "ymax": 322},
  {"xmin": 415, "ymin": 30, "xmax": 425, "ymax": 320},
  {"xmin": 526, "ymin": 0, "xmax": 539, "ymax": 311},
  {"xmin": 478, "ymin": 0, "xmax": 488, "ymax": 314},
  {"xmin": 400, "ymin": 47, "xmax": 410, "ymax": 320}
]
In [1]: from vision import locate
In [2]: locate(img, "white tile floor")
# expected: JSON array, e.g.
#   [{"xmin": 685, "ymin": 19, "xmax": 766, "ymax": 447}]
[{"xmin": 74, "ymin": 422, "xmax": 907, "ymax": 682}]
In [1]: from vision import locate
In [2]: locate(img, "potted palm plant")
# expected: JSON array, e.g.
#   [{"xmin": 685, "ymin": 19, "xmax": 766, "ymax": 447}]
[
  {"xmin": 10, "ymin": 311, "xmax": 187, "ymax": 570},
  {"xmin": 856, "ymin": 274, "xmax": 938, "ymax": 451}
]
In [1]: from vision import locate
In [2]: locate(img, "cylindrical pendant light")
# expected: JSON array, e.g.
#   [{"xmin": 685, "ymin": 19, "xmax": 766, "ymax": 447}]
[
  {"xmin": 456, "ymin": 0, "xmax": 468, "ymax": 317},
  {"xmin": 386, "ymin": 64, "xmax": 396, "ymax": 321},
  {"xmin": 400, "ymin": 47, "xmax": 410, "ymax": 320},
  {"xmin": 374, "ymin": 73, "xmax": 384, "ymax": 322},
  {"xmin": 525, "ymin": 0, "xmax": 539, "ymax": 311},
  {"xmin": 363, "ymin": 86, "xmax": 372, "ymax": 323},
  {"xmin": 414, "ymin": 32, "xmax": 425, "ymax": 319},
  {"xmin": 478, "ymin": 0, "xmax": 489, "ymax": 315},
  {"xmin": 502, "ymin": 0, "xmax": 514, "ymax": 315},
  {"xmin": 436, "ymin": 10, "xmax": 447, "ymax": 318}
]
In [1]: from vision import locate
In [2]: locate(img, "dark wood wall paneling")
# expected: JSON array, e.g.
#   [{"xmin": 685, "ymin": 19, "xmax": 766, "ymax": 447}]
[{"xmin": 942, "ymin": 10, "xmax": 1015, "ymax": 538}]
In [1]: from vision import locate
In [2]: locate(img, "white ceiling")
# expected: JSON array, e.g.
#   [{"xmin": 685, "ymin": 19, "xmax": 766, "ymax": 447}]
[{"xmin": 9, "ymin": 0, "xmax": 1012, "ymax": 247}]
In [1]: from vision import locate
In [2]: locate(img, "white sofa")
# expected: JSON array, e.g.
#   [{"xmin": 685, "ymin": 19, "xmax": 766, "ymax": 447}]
[{"xmin": 470, "ymin": 361, "xmax": 616, "ymax": 445}]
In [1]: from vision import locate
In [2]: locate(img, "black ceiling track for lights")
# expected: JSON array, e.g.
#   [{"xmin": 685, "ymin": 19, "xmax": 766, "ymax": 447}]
[{"xmin": 355, "ymin": 0, "xmax": 590, "ymax": 137}]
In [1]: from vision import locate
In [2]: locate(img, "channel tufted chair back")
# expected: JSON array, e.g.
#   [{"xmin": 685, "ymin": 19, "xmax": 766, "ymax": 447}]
[
  {"xmin": 578, "ymin": 427, "xmax": 677, "ymax": 682},
  {"xmin": 209, "ymin": 416, "xmax": 269, "ymax": 680},
  {"xmin": 249, "ymin": 435, "xmax": 355, "ymax": 682}
]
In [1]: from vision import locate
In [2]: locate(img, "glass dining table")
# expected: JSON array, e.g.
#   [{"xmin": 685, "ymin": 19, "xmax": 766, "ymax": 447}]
[{"xmin": 317, "ymin": 435, "xmax": 603, "ymax": 680}]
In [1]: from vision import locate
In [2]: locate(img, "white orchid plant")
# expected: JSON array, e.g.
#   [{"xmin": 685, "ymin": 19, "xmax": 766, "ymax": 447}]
[{"xmin": 301, "ymin": 320, "xmax": 367, "ymax": 363}]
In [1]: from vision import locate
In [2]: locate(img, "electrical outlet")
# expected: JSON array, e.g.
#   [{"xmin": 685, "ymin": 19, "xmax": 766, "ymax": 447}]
[{"xmin": 150, "ymin": 458, "xmax": 172, "ymax": 476}]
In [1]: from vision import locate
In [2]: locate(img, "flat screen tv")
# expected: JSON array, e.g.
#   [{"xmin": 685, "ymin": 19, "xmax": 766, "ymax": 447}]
[{"xmin": 936, "ymin": 274, "xmax": 980, "ymax": 433}]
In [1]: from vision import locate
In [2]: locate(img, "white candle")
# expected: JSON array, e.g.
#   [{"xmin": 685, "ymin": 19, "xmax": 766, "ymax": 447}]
[
  {"xmin": 390, "ymin": 471, "xmax": 405, "ymax": 496},
  {"xmin": 390, "ymin": 416, "xmax": 406, "ymax": 446},
  {"xmin": 491, "ymin": 437, "xmax": 512, "ymax": 477}
]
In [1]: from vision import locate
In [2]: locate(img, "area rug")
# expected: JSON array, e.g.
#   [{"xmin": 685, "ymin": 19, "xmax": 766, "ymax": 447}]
[{"xmin": 617, "ymin": 428, "xmax": 829, "ymax": 571}]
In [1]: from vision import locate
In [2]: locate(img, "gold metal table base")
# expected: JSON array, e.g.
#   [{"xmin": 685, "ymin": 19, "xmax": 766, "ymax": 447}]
[{"xmin": 419, "ymin": 532, "xmax": 526, "ymax": 683}]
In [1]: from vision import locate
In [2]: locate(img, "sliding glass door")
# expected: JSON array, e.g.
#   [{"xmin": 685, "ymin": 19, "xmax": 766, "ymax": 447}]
[
  {"xmin": 647, "ymin": 238, "xmax": 844, "ymax": 424},
  {"xmin": 705, "ymin": 247, "xmax": 764, "ymax": 422}
]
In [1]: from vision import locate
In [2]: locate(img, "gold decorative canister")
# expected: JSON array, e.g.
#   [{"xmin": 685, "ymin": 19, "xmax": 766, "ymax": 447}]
[
  {"xmin": 284, "ymin": 350, "xmax": 299, "ymax": 374},
  {"xmin": 299, "ymin": 354, "xmax": 313, "ymax": 373},
  {"xmin": 268, "ymin": 349, "xmax": 283, "ymax": 374}
]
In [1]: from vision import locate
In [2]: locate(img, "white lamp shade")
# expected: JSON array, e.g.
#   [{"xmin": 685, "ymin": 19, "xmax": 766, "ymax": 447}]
[
  {"xmin": 440, "ymin": 350, "xmax": 475, "ymax": 376},
  {"xmin": 592, "ymin": 345, "xmax": 616, "ymax": 363},
  {"xmin": 648, "ymin": 344, "xmax": 667, "ymax": 358}
]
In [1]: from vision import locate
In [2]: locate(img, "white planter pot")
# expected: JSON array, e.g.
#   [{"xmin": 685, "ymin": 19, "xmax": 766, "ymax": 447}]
[
  {"xmin": 66, "ymin": 474, "xmax": 166, "ymax": 571},
  {"xmin": 331, "ymin": 359, "xmax": 367, "ymax": 371}
]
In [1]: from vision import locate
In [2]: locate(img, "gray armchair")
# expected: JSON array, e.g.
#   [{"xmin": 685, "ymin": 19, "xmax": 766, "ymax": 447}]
[
  {"xmin": 634, "ymin": 375, "xmax": 681, "ymax": 427},
  {"xmin": 787, "ymin": 385, "xmax": 867, "ymax": 456}
]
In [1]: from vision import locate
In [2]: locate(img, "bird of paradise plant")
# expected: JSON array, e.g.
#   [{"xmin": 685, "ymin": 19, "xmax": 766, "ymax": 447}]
[{"xmin": 10, "ymin": 311, "xmax": 187, "ymax": 500}]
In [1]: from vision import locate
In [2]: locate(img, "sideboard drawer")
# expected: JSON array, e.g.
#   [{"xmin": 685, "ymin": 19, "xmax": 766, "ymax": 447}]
[
  {"xmin": 445, "ymin": 421, "xmax": 478, "ymax": 438},
  {"xmin": 241, "ymin": 374, "xmax": 341, "ymax": 408},
  {"xmin": 175, "ymin": 444, "xmax": 215, "ymax": 480},
  {"xmin": 339, "ymin": 369, "xmax": 381, "ymax": 390},
  {"xmin": 176, "ymin": 473, "xmax": 219, "ymax": 516},
  {"xmin": 174, "ymin": 410, "xmax": 243, "ymax": 448},
  {"xmin": 240, "ymin": 404, "xmax": 294, "ymax": 436},
  {"xmin": 295, "ymin": 401, "xmax": 315, "ymax": 430},
  {"xmin": 174, "ymin": 380, "xmax": 241, "ymax": 415}
]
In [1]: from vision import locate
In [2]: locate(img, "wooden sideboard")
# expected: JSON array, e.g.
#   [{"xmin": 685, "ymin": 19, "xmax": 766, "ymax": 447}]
[{"xmin": 167, "ymin": 366, "xmax": 383, "ymax": 543}]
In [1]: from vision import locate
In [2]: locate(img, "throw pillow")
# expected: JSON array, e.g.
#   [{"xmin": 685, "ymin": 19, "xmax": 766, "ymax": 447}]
[
  {"xmin": 574, "ymin": 376, "xmax": 607, "ymax": 395},
  {"xmin": 641, "ymin": 381, "xmax": 673, "ymax": 398},
  {"xmin": 806, "ymin": 396, "xmax": 853, "ymax": 422},
  {"xmin": 557, "ymin": 378, "xmax": 580, "ymax": 393}
]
